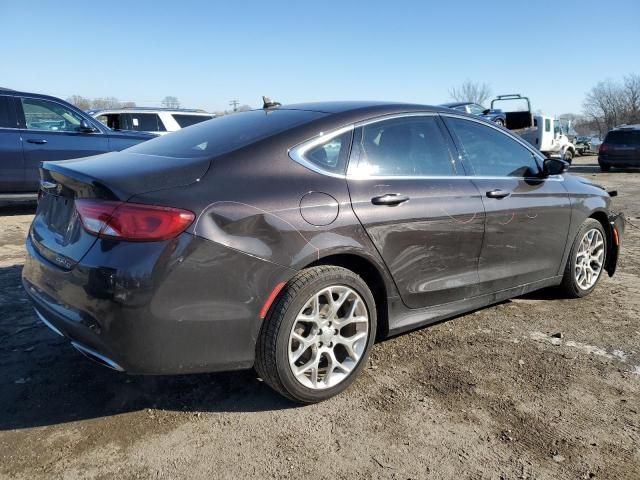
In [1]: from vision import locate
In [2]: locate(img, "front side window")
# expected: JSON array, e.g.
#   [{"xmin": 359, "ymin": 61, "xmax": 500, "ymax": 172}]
[
  {"xmin": 447, "ymin": 117, "xmax": 540, "ymax": 177},
  {"xmin": 350, "ymin": 116, "xmax": 455, "ymax": 177},
  {"xmin": 21, "ymin": 98, "xmax": 84, "ymax": 132}
]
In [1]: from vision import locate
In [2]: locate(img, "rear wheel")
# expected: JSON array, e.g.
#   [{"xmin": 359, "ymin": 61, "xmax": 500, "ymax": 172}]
[
  {"xmin": 255, "ymin": 266, "xmax": 377, "ymax": 403},
  {"xmin": 599, "ymin": 163, "xmax": 611, "ymax": 172},
  {"xmin": 559, "ymin": 219, "xmax": 607, "ymax": 298},
  {"xmin": 494, "ymin": 118, "xmax": 505, "ymax": 127}
]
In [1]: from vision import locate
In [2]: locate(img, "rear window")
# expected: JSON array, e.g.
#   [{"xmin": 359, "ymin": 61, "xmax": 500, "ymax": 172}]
[
  {"xmin": 604, "ymin": 130, "xmax": 640, "ymax": 145},
  {"xmin": 127, "ymin": 109, "xmax": 326, "ymax": 159},
  {"xmin": 127, "ymin": 113, "xmax": 166, "ymax": 132},
  {"xmin": 172, "ymin": 114, "xmax": 213, "ymax": 128}
]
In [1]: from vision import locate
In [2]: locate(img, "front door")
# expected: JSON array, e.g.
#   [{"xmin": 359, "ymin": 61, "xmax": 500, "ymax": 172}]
[
  {"xmin": 17, "ymin": 97, "xmax": 108, "ymax": 191},
  {"xmin": 347, "ymin": 114, "xmax": 485, "ymax": 309},
  {"xmin": 443, "ymin": 115, "xmax": 571, "ymax": 293}
]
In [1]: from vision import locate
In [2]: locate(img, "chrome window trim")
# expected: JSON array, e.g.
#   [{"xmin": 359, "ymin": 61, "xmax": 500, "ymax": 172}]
[
  {"xmin": 289, "ymin": 111, "xmax": 563, "ymax": 183},
  {"xmin": 18, "ymin": 95, "xmax": 106, "ymax": 135},
  {"xmin": 288, "ymin": 124, "xmax": 354, "ymax": 179}
]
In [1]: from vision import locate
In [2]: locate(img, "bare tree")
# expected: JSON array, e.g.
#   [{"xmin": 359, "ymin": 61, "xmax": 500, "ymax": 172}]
[
  {"xmin": 583, "ymin": 79, "xmax": 628, "ymax": 137},
  {"xmin": 449, "ymin": 81, "xmax": 492, "ymax": 105},
  {"xmin": 66, "ymin": 95, "xmax": 92, "ymax": 110},
  {"xmin": 90, "ymin": 97, "xmax": 123, "ymax": 110},
  {"xmin": 161, "ymin": 96, "xmax": 181, "ymax": 109}
]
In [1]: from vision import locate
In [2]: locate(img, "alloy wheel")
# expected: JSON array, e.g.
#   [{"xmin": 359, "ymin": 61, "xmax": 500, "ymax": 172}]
[
  {"xmin": 288, "ymin": 285, "xmax": 369, "ymax": 390},
  {"xmin": 574, "ymin": 228, "xmax": 605, "ymax": 290}
]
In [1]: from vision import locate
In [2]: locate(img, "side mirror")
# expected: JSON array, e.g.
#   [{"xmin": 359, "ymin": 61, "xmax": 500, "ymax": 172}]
[
  {"xmin": 80, "ymin": 119, "xmax": 98, "ymax": 133},
  {"xmin": 482, "ymin": 109, "xmax": 490, "ymax": 115},
  {"xmin": 543, "ymin": 158, "xmax": 569, "ymax": 176}
]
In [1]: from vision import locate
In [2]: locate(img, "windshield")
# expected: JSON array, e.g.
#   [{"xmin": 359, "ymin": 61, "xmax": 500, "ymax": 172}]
[{"xmin": 126, "ymin": 109, "xmax": 326, "ymax": 158}]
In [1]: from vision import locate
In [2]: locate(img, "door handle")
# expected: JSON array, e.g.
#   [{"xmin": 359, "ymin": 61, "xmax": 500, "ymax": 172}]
[
  {"xmin": 371, "ymin": 193, "xmax": 410, "ymax": 206},
  {"xmin": 27, "ymin": 139, "xmax": 47, "ymax": 144},
  {"xmin": 486, "ymin": 189, "xmax": 511, "ymax": 199}
]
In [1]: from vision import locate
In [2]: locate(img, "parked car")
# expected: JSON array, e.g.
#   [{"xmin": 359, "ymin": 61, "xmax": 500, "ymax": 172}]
[
  {"xmin": 440, "ymin": 101, "xmax": 506, "ymax": 126},
  {"xmin": 89, "ymin": 107, "xmax": 215, "ymax": 135},
  {"xmin": 0, "ymin": 88, "xmax": 154, "ymax": 195},
  {"xmin": 22, "ymin": 101, "xmax": 624, "ymax": 403},
  {"xmin": 598, "ymin": 124, "xmax": 640, "ymax": 171},
  {"xmin": 574, "ymin": 136, "xmax": 592, "ymax": 155}
]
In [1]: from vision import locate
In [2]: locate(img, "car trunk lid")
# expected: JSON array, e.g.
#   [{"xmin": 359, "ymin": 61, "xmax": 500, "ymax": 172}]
[{"xmin": 31, "ymin": 152, "xmax": 210, "ymax": 269}]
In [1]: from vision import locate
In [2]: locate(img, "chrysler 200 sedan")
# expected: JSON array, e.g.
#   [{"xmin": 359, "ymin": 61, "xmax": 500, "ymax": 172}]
[{"xmin": 22, "ymin": 101, "xmax": 624, "ymax": 403}]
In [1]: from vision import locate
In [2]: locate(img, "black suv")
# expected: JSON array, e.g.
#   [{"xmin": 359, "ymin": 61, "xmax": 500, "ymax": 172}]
[
  {"xmin": 0, "ymin": 88, "xmax": 154, "ymax": 196},
  {"xmin": 599, "ymin": 124, "xmax": 640, "ymax": 171}
]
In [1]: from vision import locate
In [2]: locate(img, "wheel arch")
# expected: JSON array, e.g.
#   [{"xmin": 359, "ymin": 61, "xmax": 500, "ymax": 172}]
[
  {"xmin": 589, "ymin": 209, "xmax": 617, "ymax": 276},
  {"xmin": 307, "ymin": 252, "xmax": 390, "ymax": 340}
]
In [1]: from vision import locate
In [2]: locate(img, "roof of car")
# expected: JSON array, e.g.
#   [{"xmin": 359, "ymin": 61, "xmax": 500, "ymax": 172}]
[
  {"xmin": 278, "ymin": 101, "xmax": 447, "ymax": 115},
  {"xmin": 612, "ymin": 124, "xmax": 640, "ymax": 131},
  {"xmin": 89, "ymin": 108, "xmax": 212, "ymax": 114}
]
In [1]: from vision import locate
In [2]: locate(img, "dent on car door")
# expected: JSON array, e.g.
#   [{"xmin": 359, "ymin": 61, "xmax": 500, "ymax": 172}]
[
  {"xmin": 17, "ymin": 97, "xmax": 108, "ymax": 191},
  {"xmin": 347, "ymin": 114, "xmax": 485, "ymax": 309},
  {"xmin": 443, "ymin": 116, "xmax": 571, "ymax": 293}
]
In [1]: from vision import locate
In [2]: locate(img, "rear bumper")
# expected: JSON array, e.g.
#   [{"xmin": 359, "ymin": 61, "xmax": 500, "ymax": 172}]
[
  {"xmin": 22, "ymin": 232, "xmax": 295, "ymax": 374},
  {"xmin": 599, "ymin": 155, "xmax": 640, "ymax": 167}
]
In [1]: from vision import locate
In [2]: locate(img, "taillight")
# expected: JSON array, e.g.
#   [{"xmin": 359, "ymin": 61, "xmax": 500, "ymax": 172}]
[
  {"xmin": 599, "ymin": 143, "xmax": 609, "ymax": 153},
  {"xmin": 75, "ymin": 199, "xmax": 195, "ymax": 241}
]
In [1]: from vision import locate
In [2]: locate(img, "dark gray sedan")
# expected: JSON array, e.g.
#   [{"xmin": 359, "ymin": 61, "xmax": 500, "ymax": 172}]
[{"xmin": 22, "ymin": 101, "xmax": 624, "ymax": 403}]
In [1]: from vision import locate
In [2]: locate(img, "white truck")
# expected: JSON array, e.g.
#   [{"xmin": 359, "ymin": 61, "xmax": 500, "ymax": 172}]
[{"xmin": 490, "ymin": 94, "xmax": 577, "ymax": 163}]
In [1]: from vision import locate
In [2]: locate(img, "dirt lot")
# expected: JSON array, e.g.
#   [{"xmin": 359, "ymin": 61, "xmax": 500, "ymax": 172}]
[{"xmin": 0, "ymin": 155, "xmax": 638, "ymax": 480}]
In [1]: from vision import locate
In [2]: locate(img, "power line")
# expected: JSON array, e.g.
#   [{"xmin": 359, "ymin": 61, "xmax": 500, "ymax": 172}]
[{"xmin": 229, "ymin": 99, "xmax": 239, "ymax": 112}]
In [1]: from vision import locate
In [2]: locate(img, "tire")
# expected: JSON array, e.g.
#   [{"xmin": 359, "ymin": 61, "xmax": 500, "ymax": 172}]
[
  {"xmin": 599, "ymin": 163, "xmax": 611, "ymax": 172},
  {"xmin": 558, "ymin": 219, "xmax": 607, "ymax": 298},
  {"xmin": 563, "ymin": 149, "xmax": 573, "ymax": 164},
  {"xmin": 495, "ymin": 118, "xmax": 505, "ymax": 127},
  {"xmin": 255, "ymin": 266, "xmax": 377, "ymax": 403}
]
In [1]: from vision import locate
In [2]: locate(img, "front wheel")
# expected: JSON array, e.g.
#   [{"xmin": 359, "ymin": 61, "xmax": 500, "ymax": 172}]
[
  {"xmin": 494, "ymin": 118, "xmax": 505, "ymax": 127},
  {"xmin": 255, "ymin": 266, "xmax": 377, "ymax": 403},
  {"xmin": 559, "ymin": 219, "xmax": 607, "ymax": 298},
  {"xmin": 563, "ymin": 149, "xmax": 574, "ymax": 164},
  {"xmin": 599, "ymin": 163, "xmax": 611, "ymax": 172}
]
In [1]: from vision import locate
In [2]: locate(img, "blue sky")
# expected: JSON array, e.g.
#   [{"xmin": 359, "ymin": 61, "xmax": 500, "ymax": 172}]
[{"xmin": 2, "ymin": 0, "xmax": 638, "ymax": 115}]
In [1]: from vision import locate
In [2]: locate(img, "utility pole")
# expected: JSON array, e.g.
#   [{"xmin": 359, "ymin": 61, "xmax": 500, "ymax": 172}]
[{"xmin": 229, "ymin": 99, "xmax": 239, "ymax": 112}]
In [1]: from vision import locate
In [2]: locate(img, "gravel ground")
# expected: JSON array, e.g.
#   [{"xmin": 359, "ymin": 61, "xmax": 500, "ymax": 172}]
[{"xmin": 0, "ymin": 155, "xmax": 638, "ymax": 480}]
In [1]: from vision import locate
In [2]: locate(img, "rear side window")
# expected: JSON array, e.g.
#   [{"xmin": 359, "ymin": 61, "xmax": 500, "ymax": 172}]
[
  {"xmin": 172, "ymin": 114, "xmax": 213, "ymax": 128},
  {"xmin": 128, "ymin": 113, "xmax": 165, "ymax": 132},
  {"xmin": 0, "ymin": 96, "xmax": 12, "ymax": 128},
  {"xmin": 350, "ymin": 116, "xmax": 455, "ymax": 177},
  {"xmin": 447, "ymin": 117, "xmax": 540, "ymax": 177},
  {"xmin": 605, "ymin": 130, "xmax": 640, "ymax": 145},
  {"xmin": 300, "ymin": 131, "xmax": 352, "ymax": 174},
  {"xmin": 127, "ymin": 109, "xmax": 326, "ymax": 159}
]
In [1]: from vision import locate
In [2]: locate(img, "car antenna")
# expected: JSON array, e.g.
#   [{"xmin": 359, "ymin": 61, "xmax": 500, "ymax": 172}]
[{"xmin": 262, "ymin": 96, "xmax": 281, "ymax": 109}]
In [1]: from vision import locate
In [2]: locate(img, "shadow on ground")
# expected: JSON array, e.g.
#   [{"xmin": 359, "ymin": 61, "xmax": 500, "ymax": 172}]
[{"xmin": 0, "ymin": 265, "xmax": 296, "ymax": 432}]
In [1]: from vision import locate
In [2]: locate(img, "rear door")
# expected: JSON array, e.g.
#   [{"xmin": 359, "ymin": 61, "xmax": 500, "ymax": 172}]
[
  {"xmin": 443, "ymin": 115, "xmax": 571, "ymax": 293},
  {"xmin": 17, "ymin": 96, "xmax": 108, "ymax": 191},
  {"xmin": 0, "ymin": 95, "xmax": 25, "ymax": 192},
  {"xmin": 347, "ymin": 114, "xmax": 485, "ymax": 309}
]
